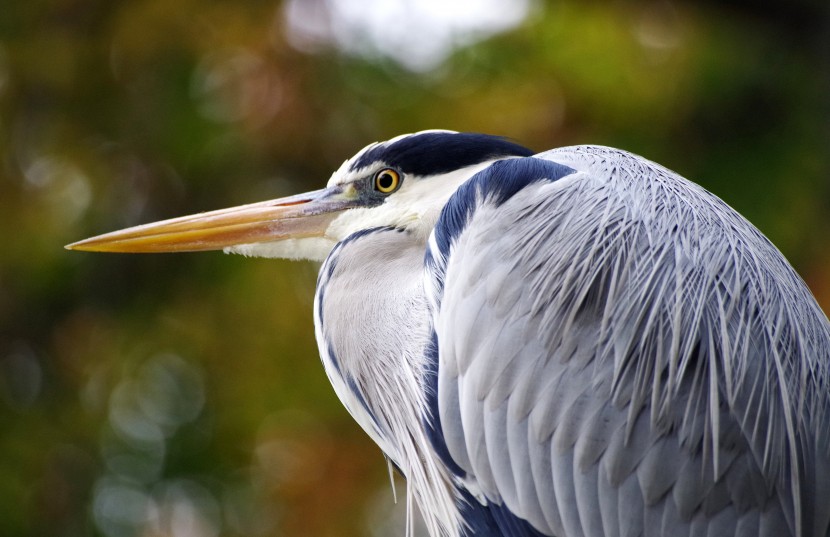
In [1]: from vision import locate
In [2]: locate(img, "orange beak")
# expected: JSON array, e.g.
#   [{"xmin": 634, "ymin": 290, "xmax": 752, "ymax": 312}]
[{"xmin": 66, "ymin": 186, "xmax": 354, "ymax": 253}]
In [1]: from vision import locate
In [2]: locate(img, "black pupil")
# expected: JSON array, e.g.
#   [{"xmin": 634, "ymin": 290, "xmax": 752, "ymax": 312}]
[{"xmin": 378, "ymin": 172, "xmax": 395, "ymax": 190}]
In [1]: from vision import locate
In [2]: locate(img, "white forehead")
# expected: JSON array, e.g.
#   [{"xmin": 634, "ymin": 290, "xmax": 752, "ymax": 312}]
[{"xmin": 325, "ymin": 145, "xmax": 377, "ymax": 187}]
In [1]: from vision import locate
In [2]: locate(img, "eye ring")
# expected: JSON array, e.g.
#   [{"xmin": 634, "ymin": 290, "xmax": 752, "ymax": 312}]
[{"xmin": 374, "ymin": 168, "xmax": 402, "ymax": 194}]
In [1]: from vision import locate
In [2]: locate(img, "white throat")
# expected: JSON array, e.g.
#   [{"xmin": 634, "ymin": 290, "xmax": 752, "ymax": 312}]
[{"xmin": 314, "ymin": 227, "xmax": 462, "ymax": 537}]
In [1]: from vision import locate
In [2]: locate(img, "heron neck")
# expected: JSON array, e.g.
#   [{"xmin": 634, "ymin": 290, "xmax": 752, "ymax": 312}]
[
  {"xmin": 314, "ymin": 227, "xmax": 431, "ymax": 459},
  {"xmin": 314, "ymin": 226, "xmax": 461, "ymax": 536}
]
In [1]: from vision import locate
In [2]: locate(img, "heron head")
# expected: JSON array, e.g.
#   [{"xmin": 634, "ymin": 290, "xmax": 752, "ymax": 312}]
[{"xmin": 66, "ymin": 130, "xmax": 532, "ymax": 260}]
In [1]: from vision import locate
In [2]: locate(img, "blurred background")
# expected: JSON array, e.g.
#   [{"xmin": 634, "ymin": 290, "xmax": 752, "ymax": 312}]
[{"xmin": 1, "ymin": 0, "xmax": 828, "ymax": 535}]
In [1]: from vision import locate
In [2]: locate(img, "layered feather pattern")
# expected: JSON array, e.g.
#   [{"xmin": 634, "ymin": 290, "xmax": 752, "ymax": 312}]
[{"xmin": 424, "ymin": 146, "xmax": 830, "ymax": 536}]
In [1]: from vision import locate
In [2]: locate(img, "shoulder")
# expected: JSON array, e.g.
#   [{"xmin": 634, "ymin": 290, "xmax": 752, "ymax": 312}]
[{"xmin": 431, "ymin": 156, "xmax": 577, "ymax": 256}]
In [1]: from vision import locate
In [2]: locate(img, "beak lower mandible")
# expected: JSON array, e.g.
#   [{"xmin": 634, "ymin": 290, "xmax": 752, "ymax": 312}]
[{"xmin": 65, "ymin": 186, "xmax": 354, "ymax": 253}]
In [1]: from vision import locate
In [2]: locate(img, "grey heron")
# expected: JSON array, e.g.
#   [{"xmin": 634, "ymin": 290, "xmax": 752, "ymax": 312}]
[{"xmin": 68, "ymin": 131, "xmax": 830, "ymax": 537}]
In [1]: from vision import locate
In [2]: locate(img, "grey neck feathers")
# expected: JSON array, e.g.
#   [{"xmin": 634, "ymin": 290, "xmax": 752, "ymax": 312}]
[{"xmin": 315, "ymin": 227, "xmax": 462, "ymax": 537}]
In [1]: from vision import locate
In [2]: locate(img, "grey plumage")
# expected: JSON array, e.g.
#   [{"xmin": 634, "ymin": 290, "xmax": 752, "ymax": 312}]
[
  {"xmin": 71, "ymin": 132, "xmax": 830, "ymax": 537},
  {"xmin": 423, "ymin": 145, "xmax": 830, "ymax": 536}
]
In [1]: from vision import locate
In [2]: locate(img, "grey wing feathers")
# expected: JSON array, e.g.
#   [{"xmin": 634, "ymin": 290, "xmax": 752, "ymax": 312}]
[{"xmin": 430, "ymin": 146, "xmax": 830, "ymax": 537}]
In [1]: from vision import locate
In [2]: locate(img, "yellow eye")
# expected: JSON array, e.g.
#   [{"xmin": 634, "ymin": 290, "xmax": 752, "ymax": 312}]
[{"xmin": 374, "ymin": 168, "xmax": 401, "ymax": 194}]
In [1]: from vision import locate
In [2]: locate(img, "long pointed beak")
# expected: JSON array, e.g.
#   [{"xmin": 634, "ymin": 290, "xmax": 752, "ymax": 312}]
[{"xmin": 66, "ymin": 186, "xmax": 354, "ymax": 253}]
